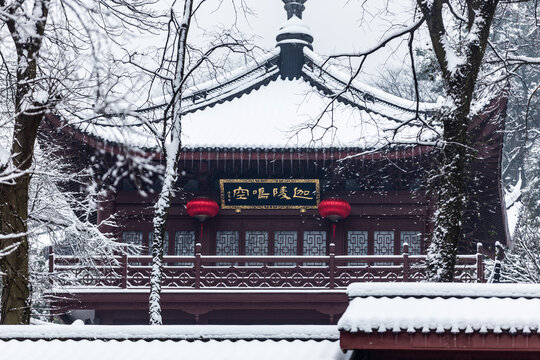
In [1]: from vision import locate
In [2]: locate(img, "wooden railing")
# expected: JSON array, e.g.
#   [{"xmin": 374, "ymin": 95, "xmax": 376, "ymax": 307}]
[{"xmin": 49, "ymin": 243, "xmax": 486, "ymax": 289}]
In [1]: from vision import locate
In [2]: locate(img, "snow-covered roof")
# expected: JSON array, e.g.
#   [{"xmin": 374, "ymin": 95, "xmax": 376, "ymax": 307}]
[
  {"xmin": 338, "ymin": 283, "xmax": 540, "ymax": 335},
  {"xmin": 62, "ymin": 12, "xmax": 439, "ymax": 152},
  {"xmin": 181, "ymin": 78, "xmax": 435, "ymax": 149},
  {"xmin": 78, "ymin": 76, "xmax": 436, "ymax": 150},
  {"xmin": 0, "ymin": 325, "xmax": 349, "ymax": 360}
]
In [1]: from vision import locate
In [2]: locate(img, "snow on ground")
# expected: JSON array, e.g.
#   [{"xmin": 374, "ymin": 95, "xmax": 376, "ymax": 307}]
[{"xmin": 0, "ymin": 339, "xmax": 349, "ymax": 360}]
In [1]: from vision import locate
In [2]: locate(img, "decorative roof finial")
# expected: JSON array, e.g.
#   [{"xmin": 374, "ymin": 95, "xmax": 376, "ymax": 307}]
[
  {"xmin": 282, "ymin": 0, "xmax": 307, "ymax": 19},
  {"xmin": 276, "ymin": 0, "xmax": 312, "ymax": 79}
]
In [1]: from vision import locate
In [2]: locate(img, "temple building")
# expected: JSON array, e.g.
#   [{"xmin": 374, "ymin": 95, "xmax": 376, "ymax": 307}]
[{"xmin": 44, "ymin": 0, "xmax": 508, "ymax": 325}]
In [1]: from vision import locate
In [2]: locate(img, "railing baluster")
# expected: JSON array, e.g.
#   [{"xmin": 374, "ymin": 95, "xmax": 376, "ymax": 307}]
[
  {"xmin": 121, "ymin": 252, "xmax": 128, "ymax": 289},
  {"xmin": 329, "ymin": 243, "xmax": 335, "ymax": 289},
  {"xmin": 402, "ymin": 243, "xmax": 409, "ymax": 282},
  {"xmin": 48, "ymin": 246, "xmax": 54, "ymax": 286},
  {"xmin": 476, "ymin": 242, "xmax": 484, "ymax": 283},
  {"xmin": 195, "ymin": 243, "xmax": 201, "ymax": 289}
]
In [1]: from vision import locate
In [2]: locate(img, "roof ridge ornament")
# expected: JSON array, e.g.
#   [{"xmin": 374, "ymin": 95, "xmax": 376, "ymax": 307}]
[
  {"xmin": 282, "ymin": 0, "xmax": 307, "ymax": 19},
  {"xmin": 277, "ymin": 0, "xmax": 312, "ymax": 79}
]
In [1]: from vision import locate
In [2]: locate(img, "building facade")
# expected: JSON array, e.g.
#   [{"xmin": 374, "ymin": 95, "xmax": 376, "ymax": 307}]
[{"xmin": 45, "ymin": 0, "xmax": 508, "ymax": 325}]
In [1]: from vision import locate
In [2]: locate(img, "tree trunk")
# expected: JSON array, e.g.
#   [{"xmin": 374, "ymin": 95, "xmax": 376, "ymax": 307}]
[
  {"xmin": 426, "ymin": 107, "xmax": 470, "ymax": 281},
  {"xmin": 0, "ymin": 106, "xmax": 44, "ymax": 324},
  {"xmin": 417, "ymin": 0, "xmax": 499, "ymax": 281},
  {"xmin": 0, "ymin": 0, "xmax": 49, "ymax": 324},
  {"xmin": 149, "ymin": 178, "xmax": 174, "ymax": 325},
  {"xmin": 148, "ymin": 0, "xmax": 194, "ymax": 325},
  {"xmin": 0, "ymin": 177, "xmax": 31, "ymax": 324}
]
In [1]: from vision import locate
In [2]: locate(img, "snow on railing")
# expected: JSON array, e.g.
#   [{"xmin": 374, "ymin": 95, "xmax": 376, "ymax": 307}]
[{"xmin": 48, "ymin": 243, "xmax": 485, "ymax": 290}]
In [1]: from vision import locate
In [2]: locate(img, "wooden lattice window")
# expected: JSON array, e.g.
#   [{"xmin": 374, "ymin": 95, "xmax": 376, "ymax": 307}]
[
  {"xmin": 216, "ymin": 231, "xmax": 239, "ymax": 256},
  {"xmin": 400, "ymin": 231, "xmax": 422, "ymax": 255}
]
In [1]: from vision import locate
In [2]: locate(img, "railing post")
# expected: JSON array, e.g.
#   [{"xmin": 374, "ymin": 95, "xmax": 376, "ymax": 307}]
[
  {"xmin": 121, "ymin": 252, "xmax": 128, "ymax": 289},
  {"xmin": 329, "ymin": 243, "xmax": 335, "ymax": 289},
  {"xmin": 476, "ymin": 242, "xmax": 484, "ymax": 283},
  {"xmin": 48, "ymin": 246, "xmax": 54, "ymax": 286},
  {"xmin": 492, "ymin": 241, "xmax": 505, "ymax": 283},
  {"xmin": 402, "ymin": 243, "xmax": 409, "ymax": 282},
  {"xmin": 195, "ymin": 243, "xmax": 201, "ymax": 289}
]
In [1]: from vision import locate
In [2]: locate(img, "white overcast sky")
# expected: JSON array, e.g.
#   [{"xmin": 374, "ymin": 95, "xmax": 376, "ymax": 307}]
[{"xmin": 147, "ymin": 0, "xmax": 421, "ymax": 81}]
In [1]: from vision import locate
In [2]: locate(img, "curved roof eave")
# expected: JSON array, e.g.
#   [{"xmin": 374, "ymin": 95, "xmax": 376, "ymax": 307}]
[
  {"xmin": 302, "ymin": 47, "xmax": 439, "ymax": 120},
  {"xmin": 145, "ymin": 46, "xmax": 438, "ymax": 120}
]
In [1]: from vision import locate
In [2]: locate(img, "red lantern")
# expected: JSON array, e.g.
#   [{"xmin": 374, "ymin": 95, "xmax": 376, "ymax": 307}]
[
  {"xmin": 318, "ymin": 198, "xmax": 351, "ymax": 242},
  {"xmin": 186, "ymin": 198, "xmax": 219, "ymax": 222},
  {"xmin": 318, "ymin": 198, "xmax": 351, "ymax": 222},
  {"xmin": 186, "ymin": 198, "xmax": 219, "ymax": 242}
]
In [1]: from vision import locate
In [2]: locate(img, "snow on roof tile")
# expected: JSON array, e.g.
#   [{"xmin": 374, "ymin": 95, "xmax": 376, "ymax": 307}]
[
  {"xmin": 66, "ymin": 46, "xmax": 440, "ymax": 151},
  {"xmin": 182, "ymin": 48, "xmax": 281, "ymax": 102},
  {"xmin": 303, "ymin": 48, "xmax": 439, "ymax": 118},
  {"xmin": 338, "ymin": 283, "xmax": 540, "ymax": 335},
  {"xmin": 180, "ymin": 78, "xmax": 435, "ymax": 149},
  {"xmin": 81, "ymin": 77, "xmax": 436, "ymax": 150},
  {"xmin": 0, "ymin": 324, "xmax": 340, "ymax": 341}
]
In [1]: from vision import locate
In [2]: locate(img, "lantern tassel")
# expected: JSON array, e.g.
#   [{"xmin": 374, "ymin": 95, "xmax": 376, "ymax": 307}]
[{"xmin": 200, "ymin": 222, "xmax": 204, "ymax": 242}]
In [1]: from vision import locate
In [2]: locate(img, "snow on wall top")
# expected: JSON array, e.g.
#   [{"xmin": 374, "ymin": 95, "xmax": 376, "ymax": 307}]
[
  {"xmin": 338, "ymin": 296, "xmax": 540, "ymax": 335},
  {"xmin": 346, "ymin": 282, "xmax": 540, "ymax": 299},
  {"xmin": 339, "ymin": 283, "xmax": 540, "ymax": 335},
  {"xmin": 0, "ymin": 324, "xmax": 340, "ymax": 341},
  {"xmin": 0, "ymin": 339, "xmax": 348, "ymax": 360}
]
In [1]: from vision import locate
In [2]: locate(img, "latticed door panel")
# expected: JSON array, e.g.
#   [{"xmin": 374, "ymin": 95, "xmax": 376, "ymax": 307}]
[
  {"xmin": 245, "ymin": 231, "xmax": 269, "ymax": 255},
  {"xmin": 347, "ymin": 231, "xmax": 368, "ymax": 266},
  {"xmin": 174, "ymin": 231, "xmax": 195, "ymax": 256},
  {"xmin": 245, "ymin": 231, "xmax": 268, "ymax": 266},
  {"xmin": 274, "ymin": 231, "xmax": 297, "ymax": 266},
  {"xmin": 374, "ymin": 231, "xmax": 394, "ymax": 255},
  {"xmin": 374, "ymin": 230, "xmax": 394, "ymax": 266},
  {"xmin": 347, "ymin": 231, "xmax": 368, "ymax": 255},
  {"xmin": 172, "ymin": 231, "xmax": 195, "ymax": 266},
  {"xmin": 216, "ymin": 231, "xmax": 239, "ymax": 256},
  {"xmin": 400, "ymin": 231, "xmax": 422, "ymax": 255},
  {"xmin": 303, "ymin": 231, "xmax": 326, "ymax": 265},
  {"xmin": 123, "ymin": 231, "xmax": 143, "ymax": 248},
  {"xmin": 123, "ymin": 231, "xmax": 144, "ymax": 266}
]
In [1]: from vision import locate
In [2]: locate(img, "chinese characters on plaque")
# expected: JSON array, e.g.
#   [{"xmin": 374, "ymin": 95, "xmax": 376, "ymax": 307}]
[{"xmin": 220, "ymin": 179, "xmax": 320, "ymax": 209}]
